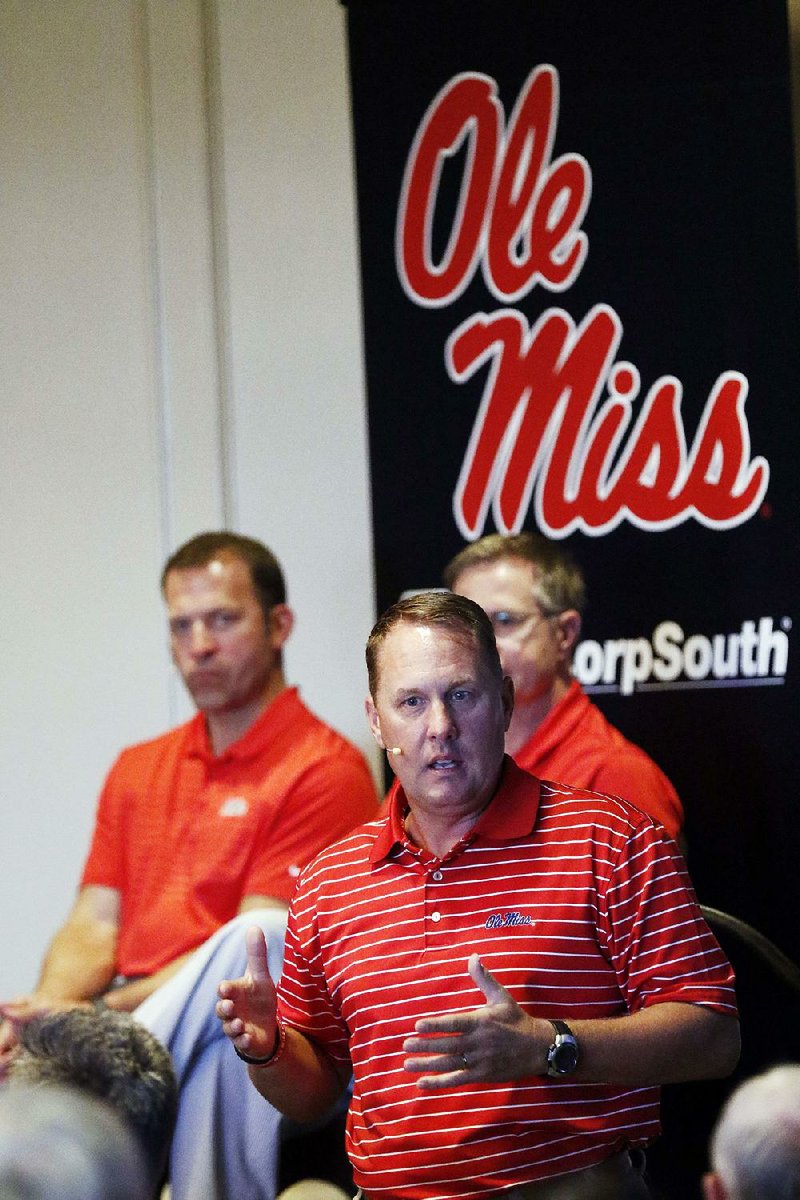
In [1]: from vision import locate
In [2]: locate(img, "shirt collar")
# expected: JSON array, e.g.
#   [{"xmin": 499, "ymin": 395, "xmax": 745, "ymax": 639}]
[
  {"xmin": 527, "ymin": 678, "xmax": 586, "ymax": 758},
  {"xmin": 370, "ymin": 756, "xmax": 541, "ymax": 865},
  {"xmin": 186, "ymin": 686, "xmax": 302, "ymax": 764}
]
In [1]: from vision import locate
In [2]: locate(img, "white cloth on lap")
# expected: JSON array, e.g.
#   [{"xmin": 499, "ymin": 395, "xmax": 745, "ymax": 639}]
[{"xmin": 135, "ymin": 909, "xmax": 288, "ymax": 1200}]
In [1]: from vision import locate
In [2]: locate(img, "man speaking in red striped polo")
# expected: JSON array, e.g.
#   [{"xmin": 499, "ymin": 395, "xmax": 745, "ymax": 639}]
[{"xmin": 217, "ymin": 591, "xmax": 739, "ymax": 1200}]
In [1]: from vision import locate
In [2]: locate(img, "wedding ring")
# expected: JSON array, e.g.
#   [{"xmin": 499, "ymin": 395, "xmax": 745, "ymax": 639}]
[{"xmin": 460, "ymin": 1053, "xmax": 469, "ymax": 1069}]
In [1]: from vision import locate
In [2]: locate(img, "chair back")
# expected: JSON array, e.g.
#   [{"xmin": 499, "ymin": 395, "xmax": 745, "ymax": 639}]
[{"xmin": 645, "ymin": 905, "xmax": 800, "ymax": 1198}]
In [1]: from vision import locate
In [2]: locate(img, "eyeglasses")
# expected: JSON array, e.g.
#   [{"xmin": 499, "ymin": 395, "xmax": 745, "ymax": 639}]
[{"xmin": 485, "ymin": 609, "xmax": 558, "ymax": 638}]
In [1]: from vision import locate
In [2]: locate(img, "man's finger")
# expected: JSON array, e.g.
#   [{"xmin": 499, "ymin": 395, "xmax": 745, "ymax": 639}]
[
  {"xmin": 404, "ymin": 1053, "xmax": 463, "ymax": 1073},
  {"xmin": 0, "ymin": 995, "xmax": 27, "ymax": 1015},
  {"xmin": 0, "ymin": 1025, "xmax": 18, "ymax": 1056},
  {"xmin": 404, "ymin": 1034, "xmax": 468, "ymax": 1054},
  {"xmin": 0, "ymin": 1000, "xmax": 27, "ymax": 1019},
  {"xmin": 414, "ymin": 1070, "xmax": 468, "ymax": 1091},
  {"xmin": 468, "ymin": 953, "xmax": 511, "ymax": 1005},
  {"xmin": 0, "ymin": 1001, "xmax": 38, "ymax": 1025},
  {"xmin": 245, "ymin": 925, "xmax": 272, "ymax": 983},
  {"xmin": 413, "ymin": 1013, "xmax": 472, "ymax": 1035}
]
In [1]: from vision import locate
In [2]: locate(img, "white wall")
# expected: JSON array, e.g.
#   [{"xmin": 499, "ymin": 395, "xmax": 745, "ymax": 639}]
[{"xmin": 0, "ymin": 0, "xmax": 377, "ymax": 995}]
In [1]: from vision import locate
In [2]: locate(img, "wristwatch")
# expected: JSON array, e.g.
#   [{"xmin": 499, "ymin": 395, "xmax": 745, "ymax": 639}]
[{"xmin": 545, "ymin": 1019, "xmax": 579, "ymax": 1077}]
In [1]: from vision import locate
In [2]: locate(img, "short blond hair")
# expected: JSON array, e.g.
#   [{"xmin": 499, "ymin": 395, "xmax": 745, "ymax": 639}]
[{"xmin": 443, "ymin": 532, "xmax": 586, "ymax": 617}]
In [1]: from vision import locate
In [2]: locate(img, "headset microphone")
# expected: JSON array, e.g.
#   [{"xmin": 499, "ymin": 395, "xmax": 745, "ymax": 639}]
[{"xmin": 388, "ymin": 746, "xmax": 403, "ymax": 756}]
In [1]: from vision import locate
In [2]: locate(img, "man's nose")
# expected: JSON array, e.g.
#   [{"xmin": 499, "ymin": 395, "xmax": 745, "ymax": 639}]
[
  {"xmin": 189, "ymin": 621, "xmax": 216, "ymax": 657},
  {"xmin": 427, "ymin": 698, "xmax": 457, "ymax": 740}
]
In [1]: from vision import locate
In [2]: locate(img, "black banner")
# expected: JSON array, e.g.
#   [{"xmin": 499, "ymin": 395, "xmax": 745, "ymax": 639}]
[{"xmin": 345, "ymin": 1, "xmax": 800, "ymax": 958}]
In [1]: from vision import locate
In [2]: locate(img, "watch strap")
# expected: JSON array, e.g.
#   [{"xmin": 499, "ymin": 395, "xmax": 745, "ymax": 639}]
[{"xmin": 550, "ymin": 1019, "xmax": 572, "ymax": 1038}]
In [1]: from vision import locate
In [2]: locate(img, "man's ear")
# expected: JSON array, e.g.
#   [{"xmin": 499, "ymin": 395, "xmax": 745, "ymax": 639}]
[
  {"xmin": 702, "ymin": 1172, "xmax": 727, "ymax": 1200},
  {"xmin": 365, "ymin": 696, "xmax": 385, "ymax": 749},
  {"xmin": 268, "ymin": 604, "xmax": 294, "ymax": 649},
  {"xmin": 555, "ymin": 609, "xmax": 581, "ymax": 660}
]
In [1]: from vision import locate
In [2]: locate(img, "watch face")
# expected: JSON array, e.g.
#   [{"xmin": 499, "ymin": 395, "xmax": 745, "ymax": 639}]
[{"xmin": 552, "ymin": 1040, "xmax": 579, "ymax": 1073}]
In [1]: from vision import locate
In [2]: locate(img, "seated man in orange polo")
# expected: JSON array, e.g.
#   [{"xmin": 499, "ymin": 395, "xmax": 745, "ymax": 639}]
[
  {"xmin": 443, "ymin": 531, "xmax": 682, "ymax": 839},
  {"xmin": 0, "ymin": 531, "xmax": 377, "ymax": 1200}
]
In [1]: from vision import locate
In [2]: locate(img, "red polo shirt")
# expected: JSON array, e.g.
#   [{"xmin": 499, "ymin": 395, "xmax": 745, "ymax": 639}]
[
  {"xmin": 513, "ymin": 681, "xmax": 683, "ymax": 839},
  {"xmin": 279, "ymin": 758, "xmax": 734, "ymax": 1199},
  {"xmin": 81, "ymin": 687, "xmax": 377, "ymax": 976}
]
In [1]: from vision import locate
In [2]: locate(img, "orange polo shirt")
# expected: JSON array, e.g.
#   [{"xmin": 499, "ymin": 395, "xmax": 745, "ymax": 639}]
[
  {"xmin": 81, "ymin": 687, "xmax": 377, "ymax": 976},
  {"xmin": 513, "ymin": 680, "xmax": 683, "ymax": 839}
]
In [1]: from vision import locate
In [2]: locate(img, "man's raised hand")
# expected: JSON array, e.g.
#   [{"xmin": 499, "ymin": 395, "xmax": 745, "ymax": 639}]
[{"xmin": 215, "ymin": 925, "xmax": 278, "ymax": 1060}]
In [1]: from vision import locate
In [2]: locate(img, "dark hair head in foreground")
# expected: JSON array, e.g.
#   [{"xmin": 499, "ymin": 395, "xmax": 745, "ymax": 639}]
[{"xmin": 10, "ymin": 1008, "xmax": 177, "ymax": 1188}]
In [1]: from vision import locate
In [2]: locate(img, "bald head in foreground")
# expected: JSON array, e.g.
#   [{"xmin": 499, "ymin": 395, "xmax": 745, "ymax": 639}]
[
  {"xmin": 704, "ymin": 1065, "xmax": 800, "ymax": 1200},
  {"xmin": 218, "ymin": 592, "xmax": 739, "ymax": 1199}
]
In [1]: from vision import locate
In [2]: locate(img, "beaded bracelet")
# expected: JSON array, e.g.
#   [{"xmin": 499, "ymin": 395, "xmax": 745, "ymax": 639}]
[{"xmin": 233, "ymin": 1022, "xmax": 286, "ymax": 1068}]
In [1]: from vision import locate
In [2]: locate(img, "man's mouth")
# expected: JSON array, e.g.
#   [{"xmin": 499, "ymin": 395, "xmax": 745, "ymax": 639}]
[
  {"xmin": 188, "ymin": 670, "xmax": 221, "ymax": 687},
  {"xmin": 429, "ymin": 756, "xmax": 459, "ymax": 770}
]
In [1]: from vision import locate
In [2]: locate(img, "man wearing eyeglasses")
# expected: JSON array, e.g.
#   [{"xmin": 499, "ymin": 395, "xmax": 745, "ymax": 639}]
[{"xmin": 443, "ymin": 532, "xmax": 682, "ymax": 840}]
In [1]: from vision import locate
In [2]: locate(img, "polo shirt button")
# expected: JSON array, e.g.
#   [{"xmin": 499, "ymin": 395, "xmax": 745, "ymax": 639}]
[
  {"xmin": 432, "ymin": 870, "xmax": 443, "ymax": 881},
  {"xmin": 431, "ymin": 911, "xmax": 442, "ymax": 922}
]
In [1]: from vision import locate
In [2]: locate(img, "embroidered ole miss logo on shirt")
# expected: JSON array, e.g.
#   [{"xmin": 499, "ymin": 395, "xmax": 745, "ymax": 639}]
[{"xmin": 485, "ymin": 910, "xmax": 535, "ymax": 929}]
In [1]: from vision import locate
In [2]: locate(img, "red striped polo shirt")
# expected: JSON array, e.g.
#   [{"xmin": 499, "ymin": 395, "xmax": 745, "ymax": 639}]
[
  {"xmin": 278, "ymin": 757, "xmax": 736, "ymax": 1199},
  {"xmin": 512, "ymin": 680, "xmax": 683, "ymax": 840}
]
